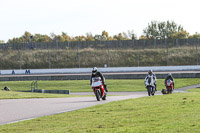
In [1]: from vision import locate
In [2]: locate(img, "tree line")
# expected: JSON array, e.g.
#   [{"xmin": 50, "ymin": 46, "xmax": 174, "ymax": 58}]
[{"xmin": 2, "ymin": 20, "xmax": 200, "ymax": 44}]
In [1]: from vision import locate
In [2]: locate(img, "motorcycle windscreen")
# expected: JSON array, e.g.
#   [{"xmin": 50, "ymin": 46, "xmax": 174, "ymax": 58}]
[
  {"xmin": 91, "ymin": 81, "xmax": 102, "ymax": 87},
  {"xmin": 167, "ymin": 80, "xmax": 171, "ymax": 86}
]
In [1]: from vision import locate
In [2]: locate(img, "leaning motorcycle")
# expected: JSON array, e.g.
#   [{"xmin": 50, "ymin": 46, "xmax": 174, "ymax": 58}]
[
  {"xmin": 162, "ymin": 79, "xmax": 174, "ymax": 94},
  {"xmin": 145, "ymin": 75, "xmax": 156, "ymax": 96},
  {"xmin": 91, "ymin": 77, "xmax": 106, "ymax": 101}
]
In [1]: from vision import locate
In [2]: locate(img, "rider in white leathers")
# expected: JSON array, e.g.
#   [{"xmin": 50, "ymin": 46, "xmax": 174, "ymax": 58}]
[{"xmin": 145, "ymin": 70, "xmax": 157, "ymax": 91}]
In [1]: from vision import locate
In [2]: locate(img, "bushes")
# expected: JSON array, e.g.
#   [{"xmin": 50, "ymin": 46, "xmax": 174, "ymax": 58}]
[{"xmin": 0, "ymin": 46, "xmax": 198, "ymax": 69}]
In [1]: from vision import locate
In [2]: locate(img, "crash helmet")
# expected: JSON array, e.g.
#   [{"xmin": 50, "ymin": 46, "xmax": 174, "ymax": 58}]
[
  {"xmin": 148, "ymin": 69, "xmax": 153, "ymax": 75},
  {"xmin": 92, "ymin": 67, "xmax": 98, "ymax": 75},
  {"xmin": 167, "ymin": 73, "xmax": 172, "ymax": 77}
]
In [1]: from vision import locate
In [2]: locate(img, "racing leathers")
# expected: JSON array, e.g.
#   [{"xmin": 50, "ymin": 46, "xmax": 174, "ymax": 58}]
[
  {"xmin": 145, "ymin": 73, "xmax": 157, "ymax": 91},
  {"xmin": 90, "ymin": 71, "xmax": 108, "ymax": 92},
  {"xmin": 165, "ymin": 76, "xmax": 175, "ymax": 89}
]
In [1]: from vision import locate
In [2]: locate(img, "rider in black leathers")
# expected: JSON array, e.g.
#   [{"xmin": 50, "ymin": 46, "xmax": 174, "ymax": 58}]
[
  {"xmin": 165, "ymin": 73, "xmax": 175, "ymax": 89},
  {"xmin": 90, "ymin": 67, "xmax": 108, "ymax": 92}
]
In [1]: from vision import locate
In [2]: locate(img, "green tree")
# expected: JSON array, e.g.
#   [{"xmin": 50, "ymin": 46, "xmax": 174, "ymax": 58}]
[
  {"xmin": 171, "ymin": 30, "xmax": 189, "ymax": 39},
  {"xmin": 189, "ymin": 32, "xmax": 200, "ymax": 39},
  {"xmin": 139, "ymin": 35, "xmax": 148, "ymax": 40},
  {"xmin": 85, "ymin": 32, "xmax": 94, "ymax": 41},
  {"xmin": 50, "ymin": 32, "xmax": 58, "ymax": 42},
  {"xmin": 128, "ymin": 30, "xmax": 137, "ymax": 40},
  {"xmin": 61, "ymin": 32, "xmax": 71, "ymax": 42},
  {"xmin": 8, "ymin": 31, "xmax": 33, "ymax": 43},
  {"xmin": 22, "ymin": 31, "xmax": 32, "ymax": 43},
  {"xmin": 0, "ymin": 40, "xmax": 5, "ymax": 43},
  {"xmin": 101, "ymin": 30, "xmax": 109, "ymax": 40},
  {"xmin": 143, "ymin": 20, "xmax": 186, "ymax": 39},
  {"xmin": 33, "ymin": 34, "xmax": 52, "ymax": 42},
  {"xmin": 113, "ymin": 33, "xmax": 129, "ymax": 40},
  {"xmin": 94, "ymin": 34, "xmax": 102, "ymax": 41},
  {"xmin": 73, "ymin": 36, "xmax": 86, "ymax": 41}
]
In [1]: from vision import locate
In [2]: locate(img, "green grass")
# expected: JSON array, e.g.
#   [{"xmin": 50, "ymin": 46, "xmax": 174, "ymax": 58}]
[
  {"xmin": 0, "ymin": 92, "xmax": 200, "ymax": 132},
  {"xmin": 186, "ymin": 88, "xmax": 200, "ymax": 92},
  {"xmin": 0, "ymin": 78, "xmax": 200, "ymax": 99},
  {"xmin": 0, "ymin": 78, "xmax": 200, "ymax": 92},
  {"xmin": 0, "ymin": 90, "xmax": 85, "ymax": 99}
]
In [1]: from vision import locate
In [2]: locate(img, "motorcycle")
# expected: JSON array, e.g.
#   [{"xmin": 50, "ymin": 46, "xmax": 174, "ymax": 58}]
[
  {"xmin": 145, "ymin": 75, "xmax": 156, "ymax": 96},
  {"xmin": 91, "ymin": 77, "xmax": 106, "ymax": 101},
  {"xmin": 162, "ymin": 79, "xmax": 174, "ymax": 94}
]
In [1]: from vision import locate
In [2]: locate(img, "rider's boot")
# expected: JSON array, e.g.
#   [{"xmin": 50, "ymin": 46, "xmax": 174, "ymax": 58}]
[
  {"xmin": 104, "ymin": 84, "xmax": 108, "ymax": 92},
  {"xmin": 155, "ymin": 84, "xmax": 157, "ymax": 91}
]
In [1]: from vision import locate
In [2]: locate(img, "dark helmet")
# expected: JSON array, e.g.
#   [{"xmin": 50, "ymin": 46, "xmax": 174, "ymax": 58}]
[
  {"xmin": 92, "ymin": 67, "xmax": 98, "ymax": 75},
  {"xmin": 148, "ymin": 69, "xmax": 153, "ymax": 75}
]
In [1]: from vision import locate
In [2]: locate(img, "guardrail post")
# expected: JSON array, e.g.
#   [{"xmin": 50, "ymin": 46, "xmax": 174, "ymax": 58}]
[{"xmin": 196, "ymin": 44, "xmax": 199, "ymax": 65}]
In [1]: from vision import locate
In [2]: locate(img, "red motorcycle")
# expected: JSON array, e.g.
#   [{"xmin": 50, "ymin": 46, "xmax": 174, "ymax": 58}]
[
  {"xmin": 162, "ymin": 79, "xmax": 174, "ymax": 94},
  {"xmin": 91, "ymin": 77, "xmax": 106, "ymax": 101}
]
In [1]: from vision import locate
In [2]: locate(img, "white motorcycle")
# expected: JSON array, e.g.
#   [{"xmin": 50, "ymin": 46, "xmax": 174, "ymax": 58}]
[{"xmin": 145, "ymin": 75, "xmax": 156, "ymax": 96}]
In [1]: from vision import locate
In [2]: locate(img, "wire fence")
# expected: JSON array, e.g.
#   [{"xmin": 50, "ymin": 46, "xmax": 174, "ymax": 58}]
[
  {"xmin": 1, "ymin": 39, "xmax": 200, "ymax": 50},
  {"xmin": 0, "ymin": 39, "xmax": 199, "ymax": 70}
]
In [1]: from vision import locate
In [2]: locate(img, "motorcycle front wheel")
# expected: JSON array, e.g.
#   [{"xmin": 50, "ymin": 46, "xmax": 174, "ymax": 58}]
[
  {"xmin": 167, "ymin": 88, "xmax": 172, "ymax": 94},
  {"xmin": 95, "ymin": 90, "xmax": 101, "ymax": 101},
  {"xmin": 147, "ymin": 87, "xmax": 151, "ymax": 96}
]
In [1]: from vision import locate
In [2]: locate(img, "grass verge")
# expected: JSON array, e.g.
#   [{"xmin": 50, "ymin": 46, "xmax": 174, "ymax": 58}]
[
  {"xmin": 0, "ymin": 78, "xmax": 200, "ymax": 92},
  {"xmin": 186, "ymin": 88, "xmax": 200, "ymax": 92},
  {"xmin": 0, "ymin": 92, "xmax": 200, "ymax": 132},
  {"xmin": 0, "ymin": 91, "xmax": 86, "ymax": 99},
  {"xmin": 0, "ymin": 78, "xmax": 200, "ymax": 99}
]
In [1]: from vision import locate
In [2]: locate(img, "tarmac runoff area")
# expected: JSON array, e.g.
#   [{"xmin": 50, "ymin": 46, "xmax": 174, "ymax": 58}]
[{"xmin": 0, "ymin": 85, "xmax": 198, "ymax": 125}]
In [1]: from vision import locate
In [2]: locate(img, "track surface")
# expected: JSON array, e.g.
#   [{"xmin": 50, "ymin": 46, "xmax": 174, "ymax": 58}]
[
  {"xmin": 0, "ymin": 92, "xmax": 154, "ymax": 125},
  {"xmin": 0, "ymin": 84, "xmax": 199, "ymax": 125}
]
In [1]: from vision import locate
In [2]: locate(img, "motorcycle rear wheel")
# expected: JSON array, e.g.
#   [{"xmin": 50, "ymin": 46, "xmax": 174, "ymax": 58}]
[{"xmin": 167, "ymin": 88, "xmax": 172, "ymax": 94}]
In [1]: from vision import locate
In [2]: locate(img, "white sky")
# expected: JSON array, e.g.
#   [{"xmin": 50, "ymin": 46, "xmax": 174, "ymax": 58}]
[{"xmin": 0, "ymin": 0, "xmax": 200, "ymax": 42}]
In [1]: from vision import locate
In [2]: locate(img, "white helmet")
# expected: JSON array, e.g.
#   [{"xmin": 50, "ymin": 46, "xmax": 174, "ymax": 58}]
[
  {"xmin": 168, "ymin": 73, "xmax": 172, "ymax": 77},
  {"xmin": 92, "ymin": 67, "xmax": 98, "ymax": 75}
]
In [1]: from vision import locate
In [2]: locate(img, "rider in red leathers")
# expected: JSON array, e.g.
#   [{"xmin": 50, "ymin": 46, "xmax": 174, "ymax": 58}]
[{"xmin": 165, "ymin": 73, "xmax": 175, "ymax": 89}]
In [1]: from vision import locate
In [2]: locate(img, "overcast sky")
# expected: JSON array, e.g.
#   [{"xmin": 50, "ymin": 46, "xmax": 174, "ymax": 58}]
[{"xmin": 0, "ymin": 0, "xmax": 200, "ymax": 42}]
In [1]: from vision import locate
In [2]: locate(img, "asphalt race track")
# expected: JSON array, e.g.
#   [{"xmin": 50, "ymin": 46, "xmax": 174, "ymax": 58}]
[{"xmin": 0, "ymin": 92, "xmax": 151, "ymax": 125}]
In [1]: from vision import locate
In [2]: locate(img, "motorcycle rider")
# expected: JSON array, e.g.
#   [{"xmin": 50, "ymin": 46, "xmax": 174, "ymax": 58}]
[
  {"xmin": 145, "ymin": 69, "xmax": 157, "ymax": 91},
  {"xmin": 165, "ymin": 73, "xmax": 175, "ymax": 89},
  {"xmin": 90, "ymin": 67, "xmax": 108, "ymax": 92}
]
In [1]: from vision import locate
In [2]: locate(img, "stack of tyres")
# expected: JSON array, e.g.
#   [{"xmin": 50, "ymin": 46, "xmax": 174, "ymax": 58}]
[{"xmin": 161, "ymin": 89, "xmax": 168, "ymax": 94}]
